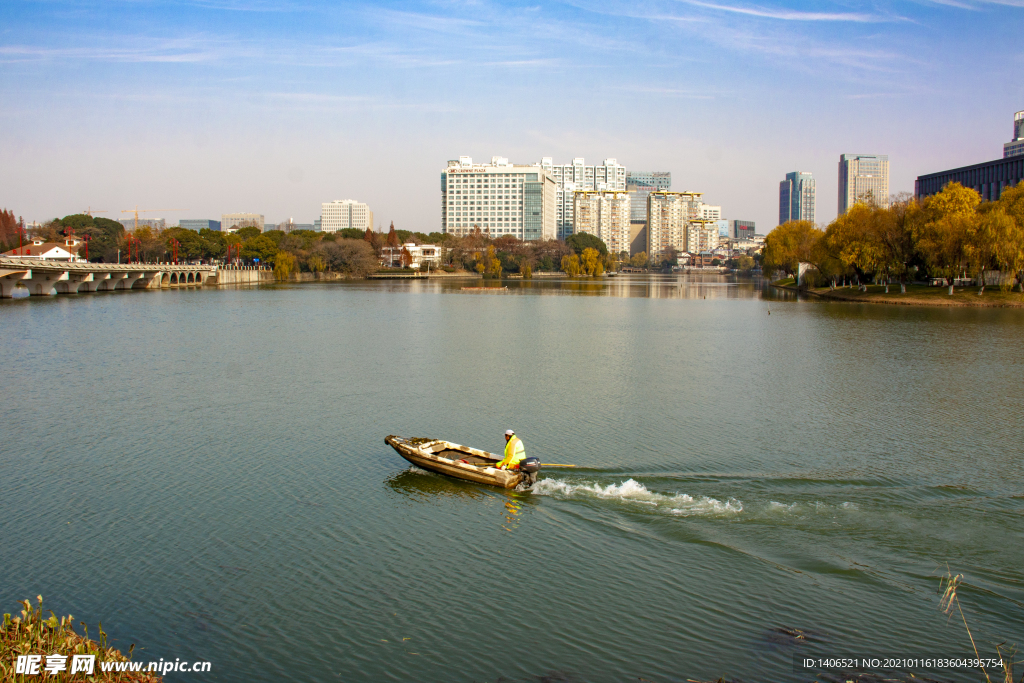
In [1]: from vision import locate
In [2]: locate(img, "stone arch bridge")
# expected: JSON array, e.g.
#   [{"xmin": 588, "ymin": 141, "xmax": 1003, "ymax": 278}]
[{"xmin": 0, "ymin": 257, "xmax": 218, "ymax": 298}]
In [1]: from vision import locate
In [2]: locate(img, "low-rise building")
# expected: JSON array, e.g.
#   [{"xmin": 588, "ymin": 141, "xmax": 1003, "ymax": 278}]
[
  {"xmin": 2, "ymin": 236, "xmax": 84, "ymax": 262},
  {"xmin": 732, "ymin": 220, "xmax": 756, "ymax": 239},
  {"xmin": 222, "ymin": 213, "xmax": 265, "ymax": 232},
  {"xmin": 119, "ymin": 218, "xmax": 165, "ymax": 231},
  {"xmin": 380, "ymin": 243, "xmax": 443, "ymax": 269},
  {"xmin": 180, "ymin": 219, "xmax": 221, "ymax": 231}
]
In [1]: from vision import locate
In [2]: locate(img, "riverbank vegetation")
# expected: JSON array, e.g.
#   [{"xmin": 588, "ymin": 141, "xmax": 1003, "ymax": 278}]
[
  {"xmin": 763, "ymin": 183, "xmax": 1024, "ymax": 295},
  {"xmin": 6, "ymin": 214, "xmax": 623, "ymax": 279},
  {"xmin": 1, "ymin": 596, "xmax": 161, "ymax": 682}
]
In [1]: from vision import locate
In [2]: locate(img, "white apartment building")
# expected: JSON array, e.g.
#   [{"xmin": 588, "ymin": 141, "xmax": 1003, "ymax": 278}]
[
  {"xmin": 572, "ymin": 191, "xmax": 632, "ymax": 256},
  {"xmin": 686, "ymin": 220, "xmax": 720, "ymax": 253},
  {"xmin": 539, "ymin": 158, "xmax": 627, "ymax": 240},
  {"xmin": 441, "ymin": 156, "xmax": 557, "ymax": 241},
  {"xmin": 699, "ymin": 205, "xmax": 722, "ymax": 221},
  {"xmin": 222, "ymin": 213, "xmax": 265, "ymax": 233},
  {"xmin": 647, "ymin": 192, "xmax": 721, "ymax": 257},
  {"xmin": 321, "ymin": 200, "xmax": 372, "ymax": 233}
]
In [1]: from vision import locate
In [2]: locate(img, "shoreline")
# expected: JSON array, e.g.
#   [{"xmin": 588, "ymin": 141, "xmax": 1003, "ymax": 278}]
[{"xmin": 772, "ymin": 281, "xmax": 1024, "ymax": 308}]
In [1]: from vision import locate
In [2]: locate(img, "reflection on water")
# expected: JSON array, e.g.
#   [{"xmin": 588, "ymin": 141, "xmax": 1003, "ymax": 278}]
[
  {"xmin": 385, "ymin": 466, "xmax": 490, "ymax": 502},
  {"xmin": 351, "ymin": 273, "xmax": 768, "ymax": 300}
]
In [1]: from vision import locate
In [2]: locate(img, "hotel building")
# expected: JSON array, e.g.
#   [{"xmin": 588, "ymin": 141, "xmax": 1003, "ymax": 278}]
[
  {"xmin": 321, "ymin": 200, "xmax": 372, "ymax": 233},
  {"xmin": 838, "ymin": 154, "xmax": 889, "ymax": 214},
  {"xmin": 539, "ymin": 158, "xmax": 627, "ymax": 240},
  {"xmin": 572, "ymin": 191, "xmax": 632, "ymax": 256},
  {"xmin": 441, "ymin": 157, "xmax": 556, "ymax": 241}
]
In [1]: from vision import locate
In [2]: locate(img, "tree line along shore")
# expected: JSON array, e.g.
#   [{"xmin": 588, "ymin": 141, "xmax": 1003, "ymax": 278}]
[
  {"xmin": 1, "ymin": 211, "xmax": 738, "ymax": 280},
  {"xmin": 762, "ymin": 183, "xmax": 1024, "ymax": 304}
]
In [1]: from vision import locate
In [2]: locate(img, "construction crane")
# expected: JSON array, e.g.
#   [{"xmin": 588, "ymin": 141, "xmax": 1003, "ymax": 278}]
[
  {"xmin": 82, "ymin": 207, "xmax": 108, "ymax": 217},
  {"xmin": 121, "ymin": 206, "xmax": 185, "ymax": 231}
]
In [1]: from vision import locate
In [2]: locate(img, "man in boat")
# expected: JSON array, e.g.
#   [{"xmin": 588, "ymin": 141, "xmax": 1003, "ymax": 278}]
[{"xmin": 496, "ymin": 429, "xmax": 525, "ymax": 470}]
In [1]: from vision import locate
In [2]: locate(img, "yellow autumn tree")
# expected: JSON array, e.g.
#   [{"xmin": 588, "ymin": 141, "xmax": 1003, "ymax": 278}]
[
  {"xmin": 273, "ymin": 251, "xmax": 296, "ymax": 280},
  {"xmin": 580, "ymin": 247, "xmax": 603, "ymax": 276},
  {"xmin": 561, "ymin": 253, "xmax": 581, "ymax": 276}
]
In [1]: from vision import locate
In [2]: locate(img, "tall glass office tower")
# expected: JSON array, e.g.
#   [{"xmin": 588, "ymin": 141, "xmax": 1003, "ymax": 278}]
[{"xmin": 779, "ymin": 171, "xmax": 816, "ymax": 225}]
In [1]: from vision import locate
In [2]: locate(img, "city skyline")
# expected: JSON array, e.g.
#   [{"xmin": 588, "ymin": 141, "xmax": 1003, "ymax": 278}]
[{"xmin": 1, "ymin": 0, "xmax": 1021, "ymax": 234}]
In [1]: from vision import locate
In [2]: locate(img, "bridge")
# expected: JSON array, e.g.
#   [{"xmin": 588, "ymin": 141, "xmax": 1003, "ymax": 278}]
[{"xmin": 0, "ymin": 256, "xmax": 217, "ymax": 298}]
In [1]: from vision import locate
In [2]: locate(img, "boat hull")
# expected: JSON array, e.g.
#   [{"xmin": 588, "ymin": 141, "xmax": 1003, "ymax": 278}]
[{"xmin": 385, "ymin": 435, "xmax": 526, "ymax": 489}]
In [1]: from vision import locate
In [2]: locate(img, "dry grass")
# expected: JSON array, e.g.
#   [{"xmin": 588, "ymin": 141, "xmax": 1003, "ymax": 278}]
[
  {"xmin": 806, "ymin": 283, "xmax": 1024, "ymax": 307},
  {"xmin": 1, "ymin": 596, "xmax": 161, "ymax": 682},
  {"xmin": 939, "ymin": 568, "xmax": 1019, "ymax": 683}
]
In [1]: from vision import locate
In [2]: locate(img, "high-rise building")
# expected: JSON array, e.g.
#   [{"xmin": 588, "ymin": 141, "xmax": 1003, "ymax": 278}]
[
  {"xmin": 572, "ymin": 191, "xmax": 631, "ymax": 256},
  {"xmin": 647, "ymin": 191, "xmax": 717, "ymax": 256},
  {"xmin": 539, "ymin": 158, "xmax": 627, "ymax": 240},
  {"xmin": 779, "ymin": 172, "xmax": 816, "ymax": 225},
  {"xmin": 838, "ymin": 155, "xmax": 889, "ymax": 214},
  {"xmin": 320, "ymin": 200, "xmax": 371, "ymax": 233},
  {"xmin": 222, "ymin": 213, "xmax": 265, "ymax": 232},
  {"xmin": 179, "ymin": 219, "xmax": 221, "ymax": 231},
  {"xmin": 441, "ymin": 156, "xmax": 557, "ymax": 241},
  {"xmin": 732, "ymin": 220, "xmax": 756, "ymax": 239},
  {"xmin": 1004, "ymin": 111, "xmax": 1024, "ymax": 159}
]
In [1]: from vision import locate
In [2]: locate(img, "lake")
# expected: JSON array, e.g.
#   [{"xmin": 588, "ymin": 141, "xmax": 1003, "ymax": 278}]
[{"xmin": 2, "ymin": 274, "xmax": 1022, "ymax": 682}]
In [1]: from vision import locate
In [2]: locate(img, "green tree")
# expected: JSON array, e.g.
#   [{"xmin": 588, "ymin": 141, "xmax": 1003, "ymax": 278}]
[
  {"xmin": 565, "ymin": 232, "xmax": 608, "ymax": 256},
  {"xmin": 307, "ymin": 252, "xmax": 327, "ymax": 274},
  {"xmin": 629, "ymin": 252, "xmax": 648, "ymax": 268},
  {"xmin": 235, "ymin": 226, "xmax": 262, "ymax": 240},
  {"xmin": 240, "ymin": 234, "xmax": 279, "ymax": 264}
]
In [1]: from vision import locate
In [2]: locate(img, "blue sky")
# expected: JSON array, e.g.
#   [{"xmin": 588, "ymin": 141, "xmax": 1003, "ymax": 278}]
[{"xmin": 1, "ymin": 0, "xmax": 1021, "ymax": 233}]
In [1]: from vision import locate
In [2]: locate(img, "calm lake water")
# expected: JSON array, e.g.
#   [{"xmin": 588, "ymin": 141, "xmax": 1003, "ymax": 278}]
[{"xmin": 2, "ymin": 275, "xmax": 1022, "ymax": 682}]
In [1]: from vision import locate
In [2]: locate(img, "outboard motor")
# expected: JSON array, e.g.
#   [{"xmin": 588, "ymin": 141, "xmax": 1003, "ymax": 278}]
[{"xmin": 518, "ymin": 457, "xmax": 541, "ymax": 486}]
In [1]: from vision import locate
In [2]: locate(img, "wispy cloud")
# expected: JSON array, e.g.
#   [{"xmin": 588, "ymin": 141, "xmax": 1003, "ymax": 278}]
[
  {"xmin": 676, "ymin": 0, "xmax": 892, "ymax": 22},
  {"xmin": 0, "ymin": 42, "xmax": 225, "ymax": 64}
]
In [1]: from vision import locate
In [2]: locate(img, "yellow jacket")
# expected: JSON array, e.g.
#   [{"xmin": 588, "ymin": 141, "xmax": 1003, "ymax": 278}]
[{"xmin": 496, "ymin": 436, "xmax": 525, "ymax": 469}]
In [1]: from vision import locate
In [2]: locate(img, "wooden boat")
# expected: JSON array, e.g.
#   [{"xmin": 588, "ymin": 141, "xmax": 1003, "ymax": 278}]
[{"xmin": 385, "ymin": 435, "xmax": 537, "ymax": 489}]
